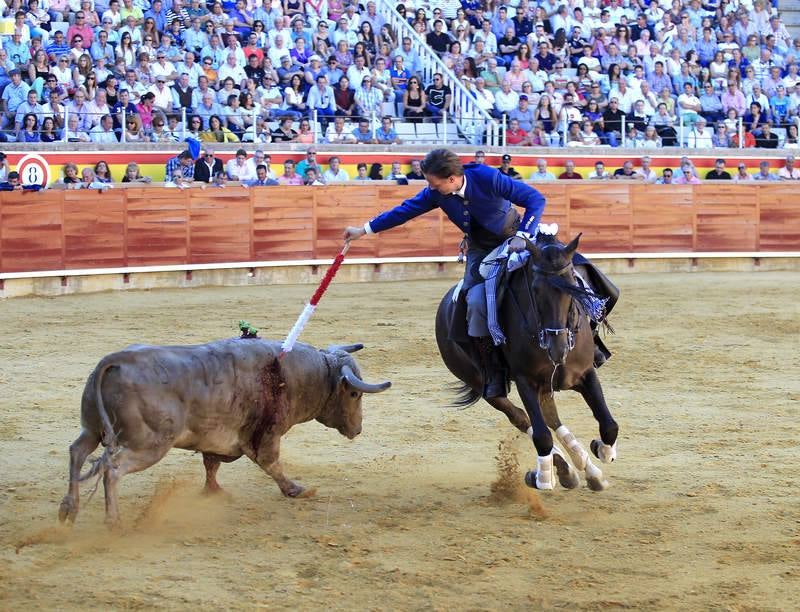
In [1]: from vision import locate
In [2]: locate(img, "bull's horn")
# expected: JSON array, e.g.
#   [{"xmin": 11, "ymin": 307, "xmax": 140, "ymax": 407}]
[
  {"xmin": 326, "ymin": 343, "xmax": 364, "ymax": 353},
  {"xmin": 340, "ymin": 364, "xmax": 391, "ymax": 394}
]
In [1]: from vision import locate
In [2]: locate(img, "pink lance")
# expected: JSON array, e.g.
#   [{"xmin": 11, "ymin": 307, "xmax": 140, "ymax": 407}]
[{"xmin": 279, "ymin": 241, "xmax": 351, "ymax": 358}]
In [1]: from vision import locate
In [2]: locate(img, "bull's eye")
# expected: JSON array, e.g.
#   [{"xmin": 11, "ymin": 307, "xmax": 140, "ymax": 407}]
[{"xmin": 350, "ymin": 391, "xmax": 359, "ymax": 398}]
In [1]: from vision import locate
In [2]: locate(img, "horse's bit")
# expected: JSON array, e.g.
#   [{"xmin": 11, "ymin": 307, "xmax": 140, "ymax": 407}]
[{"xmin": 529, "ymin": 257, "xmax": 581, "ymax": 353}]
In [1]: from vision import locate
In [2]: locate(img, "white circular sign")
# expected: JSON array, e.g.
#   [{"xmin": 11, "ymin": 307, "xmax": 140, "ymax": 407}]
[{"xmin": 16, "ymin": 153, "xmax": 51, "ymax": 187}]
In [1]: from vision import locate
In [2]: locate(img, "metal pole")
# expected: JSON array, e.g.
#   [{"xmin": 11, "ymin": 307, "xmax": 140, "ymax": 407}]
[
  {"xmin": 120, "ymin": 108, "xmax": 126, "ymax": 143},
  {"xmin": 738, "ymin": 117, "xmax": 743, "ymax": 149},
  {"xmin": 63, "ymin": 106, "xmax": 69, "ymax": 142},
  {"xmin": 679, "ymin": 114, "xmax": 684, "ymax": 149},
  {"xmin": 313, "ymin": 109, "xmax": 318, "ymax": 143},
  {"xmin": 371, "ymin": 110, "xmax": 376, "ymax": 140},
  {"xmin": 442, "ymin": 110, "xmax": 447, "ymax": 145},
  {"xmin": 181, "ymin": 106, "xmax": 186, "ymax": 140},
  {"xmin": 501, "ymin": 113, "xmax": 507, "ymax": 148},
  {"xmin": 621, "ymin": 114, "xmax": 626, "ymax": 148}
]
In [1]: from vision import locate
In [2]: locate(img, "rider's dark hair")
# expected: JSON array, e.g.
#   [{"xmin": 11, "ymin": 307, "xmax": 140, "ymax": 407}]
[{"xmin": 420, "ymin": 149, "xmax": 463, "ymax": 178}]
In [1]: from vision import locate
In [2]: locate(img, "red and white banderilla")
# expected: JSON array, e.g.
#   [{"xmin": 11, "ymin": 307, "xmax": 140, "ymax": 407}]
[{"xmin": 279, "ymin": 241, "xmax": 351, "ymax": 358}]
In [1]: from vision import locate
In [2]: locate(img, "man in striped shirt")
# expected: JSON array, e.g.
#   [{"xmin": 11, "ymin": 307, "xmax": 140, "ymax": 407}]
[{"xmin": 165, "ymin": 150, "xmax": 195, "ymax": 181}]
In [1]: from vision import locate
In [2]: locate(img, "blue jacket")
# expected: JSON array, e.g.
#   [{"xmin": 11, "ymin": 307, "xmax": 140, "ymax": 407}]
[{"xmin": 367, "ymin": 163, "xmax": 546, "ymax": 236}]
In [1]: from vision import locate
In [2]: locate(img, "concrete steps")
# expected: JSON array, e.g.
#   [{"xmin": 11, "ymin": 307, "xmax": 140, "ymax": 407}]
[{"xmin": 778, "ymin": 1, "xmax": 800, "ymax": 40}]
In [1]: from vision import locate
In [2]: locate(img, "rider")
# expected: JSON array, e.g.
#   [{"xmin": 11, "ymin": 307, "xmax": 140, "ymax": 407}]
[{"xmin": 343, "ymin": 149, "xmax": 614, "ymax": 399}]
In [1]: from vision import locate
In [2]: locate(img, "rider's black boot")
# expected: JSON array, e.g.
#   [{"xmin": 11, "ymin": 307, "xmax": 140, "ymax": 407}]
[
  {"xmin": 473, "ymin": 336, "xmax": 508, "ymax": 399},
  {"xmin": 593, "ymin": 331, "xmax": 612, "ymax": 368}
]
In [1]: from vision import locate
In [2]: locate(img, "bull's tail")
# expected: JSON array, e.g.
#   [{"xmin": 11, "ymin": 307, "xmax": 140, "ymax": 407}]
[
  {"xmin": 450, "ymin": 382, "xmax": 482, "ymax": 409},
  {"xmin": 78, "ymin": 361, "xmax": 120, "ymax": 483}
]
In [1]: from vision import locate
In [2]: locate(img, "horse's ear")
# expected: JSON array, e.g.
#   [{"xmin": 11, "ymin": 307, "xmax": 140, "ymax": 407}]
[{"xmin": 564, "ymin": 233, "xmax": 582, "ymax": 257}]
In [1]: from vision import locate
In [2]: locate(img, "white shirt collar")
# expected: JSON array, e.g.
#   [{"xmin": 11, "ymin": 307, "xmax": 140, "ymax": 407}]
[{"xmin": 452, "ymin": 174, "xmax": 467, "ymax": 198}]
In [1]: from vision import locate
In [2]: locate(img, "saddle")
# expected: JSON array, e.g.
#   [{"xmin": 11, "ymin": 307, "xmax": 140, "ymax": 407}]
[{"xmin": 450, "ymin": 245, "xmax": 619, "ymax": 366}]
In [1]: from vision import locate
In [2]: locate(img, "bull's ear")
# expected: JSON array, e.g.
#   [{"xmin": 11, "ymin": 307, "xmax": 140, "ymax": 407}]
[
  {"xmin": 564, "ymin": 233, "xmax": 582, "ymax": 257},
  {"xmin": 325, "ymin": 343, "xmax": 364, "ymax": 354}
]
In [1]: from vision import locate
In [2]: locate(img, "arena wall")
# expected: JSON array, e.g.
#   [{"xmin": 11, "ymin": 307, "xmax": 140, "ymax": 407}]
[{"xmin": 1, "ymin": 182, "xmax": 799, "ymax": 298}]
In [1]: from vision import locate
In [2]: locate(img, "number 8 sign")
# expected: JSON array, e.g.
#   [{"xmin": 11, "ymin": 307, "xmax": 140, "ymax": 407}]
[{"xmin": 16, "ymin": 154, "xmax": 52, "ymax": 187}]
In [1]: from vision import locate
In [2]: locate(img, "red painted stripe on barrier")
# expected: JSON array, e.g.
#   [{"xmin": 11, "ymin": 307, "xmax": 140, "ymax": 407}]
[{"xmin": 0, "ymin": 150, "xmax": 788, "ymax": 169}]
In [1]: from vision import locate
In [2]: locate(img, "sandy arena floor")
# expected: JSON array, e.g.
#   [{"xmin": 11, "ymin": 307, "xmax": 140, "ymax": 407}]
[{"xmin": 0, "ymin": 271, "xmax": 799, "ymax": 610}]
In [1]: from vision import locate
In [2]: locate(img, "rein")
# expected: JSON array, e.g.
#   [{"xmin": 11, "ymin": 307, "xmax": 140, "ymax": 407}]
[{"xmin": 507, "ymin": 255, "xmax": 583, "ymax": 394}]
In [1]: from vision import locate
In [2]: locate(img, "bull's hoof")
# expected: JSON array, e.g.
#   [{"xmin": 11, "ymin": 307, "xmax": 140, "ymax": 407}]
[
  {"xmin": 58, "ymin": 496, "xmax": 77, "ymax": 524},
  {"xmin": 284, "ymin": 482, "xmax": 306, "ymax": 498}
]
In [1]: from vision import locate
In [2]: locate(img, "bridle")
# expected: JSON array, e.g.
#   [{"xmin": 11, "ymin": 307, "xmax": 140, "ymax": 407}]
[{"xmin": 510, "ymin": 247, "xmax": 583, "ymax": 360}]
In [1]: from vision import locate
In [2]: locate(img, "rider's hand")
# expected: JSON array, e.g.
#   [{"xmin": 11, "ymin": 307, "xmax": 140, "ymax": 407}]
[
  {"xmin": 508, "ymin": 236, "xmax": 527, "ymax": 253},
  {"xmin": 343, "ymin": 226, "xmax": 367, "ymax": 242}
]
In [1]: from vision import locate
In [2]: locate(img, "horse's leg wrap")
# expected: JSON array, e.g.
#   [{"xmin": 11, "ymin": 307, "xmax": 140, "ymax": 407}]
[
  {"xmin": 555, "ymin": 425, "xmax": 588, "ymax": 470},
  {"xmin": 523, "ymin": 428, "xmax": 556, "ymax": 490},
  {"xmin": 535, "ymin": 451, "xmax": 554, "ymax": 490}
]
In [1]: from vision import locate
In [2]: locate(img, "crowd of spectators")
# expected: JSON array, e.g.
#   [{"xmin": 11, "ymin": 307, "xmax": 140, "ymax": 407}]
[
  {"xmin": 0, "ymin": 0, "xmax": 431, "ymax": 144},
  {"xmin": 159, "ymin": 143, "xmax": 425, "ymax": 185},
  {"xmin": 1, "ymin": 0, "xmax": 798, "ymax": 150},
  {"xmin": 458, "ymin": 0, "xmax": 800, "ymax": 148},
  {"xmin": 489, "ymin": 152, "xmax": 800, "ymax": 182}
]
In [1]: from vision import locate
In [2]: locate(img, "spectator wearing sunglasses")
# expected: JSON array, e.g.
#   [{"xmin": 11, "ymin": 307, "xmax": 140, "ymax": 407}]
[
  {"xmin": 674, "ymin": 165, "xmax": 702, "ymax": 184},
  {"xmin": 193, "ymin": 147, "xmax": 224, "ymax": 183},
  {"xmin": 67, "ymin": 12, "xmax": 94, "ymax": 49}
]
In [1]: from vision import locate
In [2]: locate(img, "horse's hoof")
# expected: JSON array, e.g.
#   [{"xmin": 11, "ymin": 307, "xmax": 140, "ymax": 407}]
[
  {"xmin": 524, "ymin": 470, "xmax": 553, "ymax": 490},
  {"xmin": 553, "ymin": 454, "xmax": 581, "ymax": 489},
  {"xmin": 591, "ymin": 439, "xmax": 617, "ymax": 463},
  {"xmin": 586, "ymin": 475, "xmax": 610, "ymax": 492}
]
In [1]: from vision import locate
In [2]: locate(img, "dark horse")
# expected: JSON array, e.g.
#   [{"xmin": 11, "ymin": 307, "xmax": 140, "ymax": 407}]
[{"xmin": 435, "ymin": 233, "xmax": 619, "ymax": 491}]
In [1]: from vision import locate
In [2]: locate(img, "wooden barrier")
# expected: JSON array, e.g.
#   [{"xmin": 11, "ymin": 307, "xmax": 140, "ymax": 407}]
[{"xmin": 1, "ymin": 183, "xmax": 799, "ymax": 274}]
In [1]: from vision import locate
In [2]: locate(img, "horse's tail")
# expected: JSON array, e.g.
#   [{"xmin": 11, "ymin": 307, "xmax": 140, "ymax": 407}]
[{"xmin": 449, "ymin": 382, "xmax": 482, "ymax": 409}]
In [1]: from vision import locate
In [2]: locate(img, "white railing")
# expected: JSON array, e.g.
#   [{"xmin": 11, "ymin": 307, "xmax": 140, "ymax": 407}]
[{"xmin": 375, "ymin": 0, "xmax": 499, "ymax": 146}]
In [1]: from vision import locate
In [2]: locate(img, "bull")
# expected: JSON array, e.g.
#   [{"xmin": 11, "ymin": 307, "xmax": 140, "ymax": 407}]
[{"xmin": 58, "ymin": 339, "xmax": 390, "ymax": 526}]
